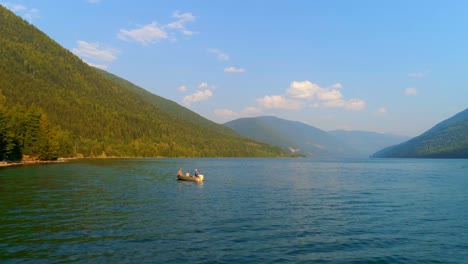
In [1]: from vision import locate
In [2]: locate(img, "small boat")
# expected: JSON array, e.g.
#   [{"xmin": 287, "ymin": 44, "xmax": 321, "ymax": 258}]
[{"xmin": 177, "ymin": 173, "xmax": 204, "ymax": 182}]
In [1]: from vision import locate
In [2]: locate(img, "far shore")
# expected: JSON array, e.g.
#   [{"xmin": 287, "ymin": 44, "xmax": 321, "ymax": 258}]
[
  {"xmin": 1, "ymin": 155, "xmax": 299, "ymax": 168},
  {"xmin": 0, "ymin": 158, "xmax": 74, "ymax": 168}
]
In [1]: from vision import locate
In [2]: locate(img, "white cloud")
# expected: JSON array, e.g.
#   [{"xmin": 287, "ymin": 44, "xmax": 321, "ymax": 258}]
[
  {"xmin": 166, "ymin": 11, "xmax": 196, "ymax": 36},
  {"xmin": 22, "ymin": 8, "xmax": 39, "ymax": 22},
  {"xmin": 287, "ymin": 80, "xmax": 345, "ymax": 101},
  {"xmin": 85, "ymin": 62, "xmax": 107, "ymax": 69},
  {"xmin": 177, "ymin": 85, "xmax": 187, "ymax": 92},
  {"xmin": 257, "ymin": 95, "xmax": 304, "ymax": 110},
  {"xmin": 208, "ymin": 48, "xmax": 229, "ymax": 61},
  {"xmin": 198, "ymin": 82, "xmax": 208, "ymax": 89},
  {"xmin": 214, "ymin": 107, "xmax": 261, "ymax": 119},
  {"xmin": 3, "ymin": 3, "xmax": 27, "ymax": 11},
  {"xmin": 118, "ymin": 23, "xmax": 167, "ymax": 45},
  {"xmin": 118, "ymin": 11, "xmax": 196, "ymax": 45},
  {"xmin": 72, "ymin": 41, "xmax": 119, "ymax": 62},
  {"xmin": 259, "ymin": 80, "xmax": 365, "ymax": 111},
  {"xmin": 408, "ymin": 71, "xmax": 429, "ymax": 78},
  {"xmin": 183, "ymin": 90, "xmax": 213, "ymax": 105},
  {"xmin": 241, "ymin": 107, "xmax": 261, "ymax": 115},
  {"xmin": 320, "ymin": 98, "xmax": 365, "ymax": 110},
  {"xmin": 3, "ymin": 3, "xmax": 40, "ymax": 22},
  {"xmin": 224, "ymin": 67, "xmax": 245, "ymax": 73},
  {"xmin": 343, "ymin": 99, "xmax": 366, "ymax": 110},
  {"xmin": 376, "ymin": 107, "xmax": 387, "ymax": 114},
  {"xmin": 405, "ymin": 87, "xmax": 418, "ymax": 96},
  {"xmin": 408, "ymin": 72, "xmax": 424, "ymax": 78},
  {"xmin": 317, "ymin": 89, "xmax": 343, "ymax": 101},
  {"xmin": 287, "ymin": 81, "xmax": 321, "ymax": 99},
  {"xmin": 214, "ymin": 109, "xmax": 239, "ymax": 118},
  {"xmin": 331, "ymin": 83, "xmax": 343, "ymax": 89}
]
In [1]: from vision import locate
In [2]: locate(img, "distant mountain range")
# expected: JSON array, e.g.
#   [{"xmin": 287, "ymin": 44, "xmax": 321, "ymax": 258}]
[
  {"xmin": 329, "ymin": 130, "xmax": 410, "ymax": 157},
  {"xmin": 0, "ymin": 5, "xmax": 286, "ymax": 158},
  {"xmin": 225, "ymin": 116, "xmax": 409, "ymax": 158},
  {"xmin": 372, "ymin": 108, "xmax": 468, "ymax": 158}
]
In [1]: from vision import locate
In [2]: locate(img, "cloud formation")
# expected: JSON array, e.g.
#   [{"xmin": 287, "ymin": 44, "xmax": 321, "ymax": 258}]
[
  {"xmin": 215, "ymin": 80, "xmax": 363, "ymax": 120},
  {"xmin": 224, "ymin": 67, "xmax": 245, "ymax": 73},
  {"xmin": 118, "ymin": 23, "xmax": 167, "ymax": 45},
  {"xmin": 208, "ymin": 48, "xmax": 229, "ymax": 61},
  {"xmin": 405, "ymin": 87, "xmax": 418, "ymax": 96},
  {"xmin": 85, "ymin": 62, "xmax": 107, "ymax": 69},
  {"xmin": 262, "ymin": 80, "xmax": 366, "ymax": 111},
  {"xmin": 72, "ymin": 41, "xmax": 119, "ymax": 69},
  {"xmin": 166, "ymin": 11, "xmax": 196, "ymax": 36},
  {"xmin": 257, "ymin": 95, "xmax": 305, "ymax": 110},
  {"xmin": 408, "ymin": 71, "xmax": 429, "ymax": 78},
  {"xmin": 214, "ymin": 107, "xmax": 261, "ymax": 119},
  {"xmin": 198, "ymin": 82, "xmax": 208, "ymax": 89},
  {"xmin": 177, "ymin": 85, "xmax": 187, "ymax": 92},
  {"xmin": 375, "ymin": 107, "xmax": 387, "ymax": 115},
  {"xmin": 118, "ymin": 11, "xmax": 196, "ymax": 45},
  {"xmin": 3, "ymin": 3, "xmax": 40, "ymax": 22},
  {"xmin": 214, "ymin": 109, "xmax": 239, "ymax": 118},
  {"xmin": 183, "ymin": 90, "xmax": 213, "ymax": 105},
  {"xmin": 72, "ymin": 41, "xmax": 119, "ymax": 61}
]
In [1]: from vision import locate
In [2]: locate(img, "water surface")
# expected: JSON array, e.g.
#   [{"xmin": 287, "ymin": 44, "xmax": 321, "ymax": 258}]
[{"xmin": 1, "ymin": 158, "xmax": 467, "ymax": 263}]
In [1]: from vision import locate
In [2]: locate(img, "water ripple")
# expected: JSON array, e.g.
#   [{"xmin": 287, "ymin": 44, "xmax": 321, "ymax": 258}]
[{"xmin": 1, "ymin": 158, "xmax": 467, "ymax": 263}]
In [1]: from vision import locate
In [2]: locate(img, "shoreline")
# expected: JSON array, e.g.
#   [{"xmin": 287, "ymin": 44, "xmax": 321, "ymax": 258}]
[
  {"xmin": 0, "ymin": 158, "xmax": 73, "ymax": 168},
  {"xmin": 0, "ymin": 156, "xmax": 302, "ymax": 168}
]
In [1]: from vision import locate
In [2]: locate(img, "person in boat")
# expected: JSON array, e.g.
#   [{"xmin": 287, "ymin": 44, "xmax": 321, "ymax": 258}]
[
  {"xmin": 177, "ymin": 168, "xmax": 184, "ymax": 177},
  {"xmin": 194, "ymin": 169, "xmax": 199, "ymax": 177}
]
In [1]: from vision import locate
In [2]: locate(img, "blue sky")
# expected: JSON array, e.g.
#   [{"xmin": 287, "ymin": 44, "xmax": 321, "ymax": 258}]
[{"xmin": 3, "ymin": 0, "xmax": 468, "ymax": 136}]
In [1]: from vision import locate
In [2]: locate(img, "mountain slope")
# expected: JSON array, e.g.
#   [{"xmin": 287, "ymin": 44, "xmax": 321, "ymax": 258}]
[
  {"xmin": 329, "ymin": 130, "xmax": 410, "ymax": 157},
  {"xmin": 95, "ymin": 68, "xmax": 239, "ymax": 137},
  {"xmin": 225, "ymin": 116, "xmax": 355, "ymax": 157},
  {"xmin": 372, "ymin": 108, "xmax": 468, "ymax": 158},
  {"xmin": 0, "ymin": 5, "xmax": 286, "ymax": 158}
]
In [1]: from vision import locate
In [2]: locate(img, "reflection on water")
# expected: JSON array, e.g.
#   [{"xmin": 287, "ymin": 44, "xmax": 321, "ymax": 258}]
[{"xmin": 1, "ymin": 158, "xmax": 467, "ymax": 263}]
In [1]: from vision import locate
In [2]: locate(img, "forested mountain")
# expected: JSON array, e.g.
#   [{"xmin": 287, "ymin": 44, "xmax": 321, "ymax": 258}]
[
  {"xmin": 372, "ymin": 108, "xmax": 468, "ymax": 158},
  {"xmin": 225, "ymin": 116, "xmax": 355, "ymax": 157},
  {"xmin": 95, "ymin": 68, "xmax": 239, "ymax": 137},
  {"xmin": 225, "ymin": 116, "xmax": 410, "ymax": 158},
  {"xmin": 329, "ymin": 130, "xmax": 409, "ymax": 157},
  {"xmin": 0, "ymin": 5, "xmax": 286, "ymax": 160}
]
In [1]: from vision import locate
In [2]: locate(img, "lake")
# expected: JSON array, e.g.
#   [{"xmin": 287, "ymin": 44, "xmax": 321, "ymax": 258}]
[{"xmin": 0, "ymin": 158, "xmax": 467, "ymax": 263}]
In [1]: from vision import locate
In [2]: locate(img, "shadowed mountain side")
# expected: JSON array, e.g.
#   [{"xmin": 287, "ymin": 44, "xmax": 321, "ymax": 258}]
[
  {"xmin": 372, "ymin": 108, "xmax": 468, "ymax": 158},
  {"xmin": 225, "ymin": 116, "xmax": 355, "ymax": 157},
  {"xmin": 330, "ymin": 130, "xmax": 410, "ymax": 157},
  {"xmin": 226, "ymin": 116, "xmax": 411, "ymax": 158}
]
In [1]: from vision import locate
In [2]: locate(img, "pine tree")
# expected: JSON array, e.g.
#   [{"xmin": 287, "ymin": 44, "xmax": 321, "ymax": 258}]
[
  {"xmin": 0, "ymin": 110, "xmax": 7, "ymax": 161},
  {"xmin": 23, "ymin": 106, "xmax": 42, "ymax": 158},
  {"xmin": 0, "ymin": 90, "xmax": 8, "ymax": 161},
  {"xmin": 37, "ymin": 113, "xmax": 58, "ymax": 160}
]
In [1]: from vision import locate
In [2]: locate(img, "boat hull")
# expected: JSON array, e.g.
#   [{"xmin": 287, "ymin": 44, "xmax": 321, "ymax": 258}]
[{"xmin": 177, "ymin": 174, "xmax": 204, "ymax": 182}]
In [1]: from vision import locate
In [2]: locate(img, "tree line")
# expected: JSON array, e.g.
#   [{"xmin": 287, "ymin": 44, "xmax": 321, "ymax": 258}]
[{"xmin": 0, "ymin": 97, "xmax": 62, "ymax": 161}]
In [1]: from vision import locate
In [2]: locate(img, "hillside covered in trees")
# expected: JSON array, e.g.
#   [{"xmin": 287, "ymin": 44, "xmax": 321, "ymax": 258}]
[
  {"xmin": 0, "ymin": 5, "xmax": 286, "ymax": 160},
  {"xmin": 372, "ymin": 108, "xmax": 468, "ymax": 158},
  {"xmin": 225, "ymin": 116, "xmax": 409, "ymax": 158},
  {"xmin": 225, "ymin": 116, "xmax": 351, "ymax": 157}
]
